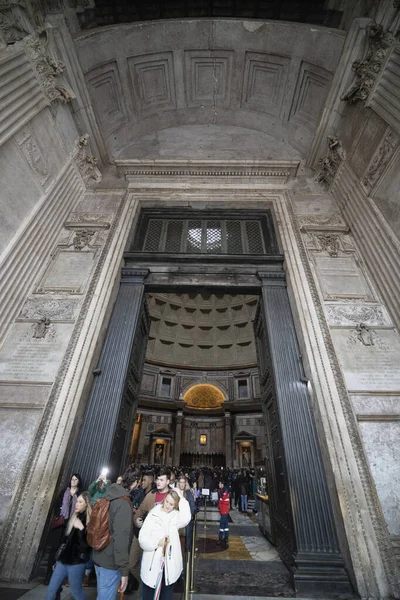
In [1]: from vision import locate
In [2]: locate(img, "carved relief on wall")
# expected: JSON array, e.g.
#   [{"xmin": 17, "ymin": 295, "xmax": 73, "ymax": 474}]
[
  {"xmin": 23, "ymin": 27, "xmax": 75, "ymax": 104},
  {"xmin": 341, "ymin": 23, "xmax": 398, "ymax": 105},
  {"xmin": 14, "ymin": 127, "xmax": 49, "ymax": 187},
  {"xmin": 346, "ymin": 324, "xmax": 390, "ymax": 350},
  {"xmin": 316, "ymin": 136, "xmax": 346, "ymax": 189},
  {"xmin": 304, "ymin": 232, "xmax": 355, "ymax": 257},
  {"xmin": 184, "ymin": 383, "xmax": 225, "ymax": 409},
  {"xmin": 362, "ymin": 127, "xmax": 400, "ymax": 193},
  {"xmin": 72, "ymin": 134, "xmax": 102, "ymax": 187}
]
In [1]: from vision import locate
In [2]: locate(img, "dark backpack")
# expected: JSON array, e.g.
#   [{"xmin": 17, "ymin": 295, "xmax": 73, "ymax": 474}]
[{"xmin": 87, "ymin": 496, "xmax": 131, "ymax": 551}]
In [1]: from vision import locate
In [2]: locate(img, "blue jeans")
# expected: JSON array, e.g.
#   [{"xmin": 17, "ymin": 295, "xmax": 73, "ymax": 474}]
[
  {"xmin": 241, "ymin": 494, "xmax": 248, "ymax": 512},
  {"xmin": 219, "ymin": 513, "xmax": 229, "ymax": 541},
  {"xmin": 46, "ymin": 561, "xmax": 86, "ymax": 600},
  {"xmin": 95, "ymin": 565, "xmax": 120, "ymax": 600}
]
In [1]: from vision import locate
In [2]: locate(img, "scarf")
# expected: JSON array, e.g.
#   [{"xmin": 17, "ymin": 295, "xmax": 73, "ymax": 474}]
[{"xmin": 60, "ymin": 487, "xmax": 77, "ymax": 519}]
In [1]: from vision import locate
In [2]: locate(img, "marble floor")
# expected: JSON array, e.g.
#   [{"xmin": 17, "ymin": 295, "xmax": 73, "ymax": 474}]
[{"xmin": 193, "ymin": 506, "xmax": 295, "ymax": 597}]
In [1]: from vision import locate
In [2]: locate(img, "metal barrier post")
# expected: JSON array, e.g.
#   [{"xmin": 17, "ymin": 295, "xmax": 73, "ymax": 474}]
[
  {"xmin": 189, "ymin": 514, "xmax": 197, "ymax": 593},
  {"xmin": 203, "ymin": 497, "xmax": 207, "ymax": 529},
  {"xmin": 184, "ymin": 549, "xmax": 191, "ymax": 600}
]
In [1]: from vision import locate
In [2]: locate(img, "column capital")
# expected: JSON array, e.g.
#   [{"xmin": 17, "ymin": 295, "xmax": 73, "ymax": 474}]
[
  {"xmin": 257, "ymin": 271, "xmax": 286, "ymax": 287},
  {"xmin": 121, "ymin": 267, "xmax": 149, "ymax": 284}
]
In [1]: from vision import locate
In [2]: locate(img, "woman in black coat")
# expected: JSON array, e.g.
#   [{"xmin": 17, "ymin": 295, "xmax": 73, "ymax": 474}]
[{"xmin": 45, "ymin": 491, "xmax": 92, "ymax": 600}]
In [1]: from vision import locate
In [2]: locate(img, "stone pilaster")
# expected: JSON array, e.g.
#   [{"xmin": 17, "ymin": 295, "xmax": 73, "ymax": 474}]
[
  {"xmin": 224, "ymin": 412, "xmax": 232, "ymax": 468},
  {"xmin": 258, "ymin": 270, "xmax": 351, "ymax": 594},
  {"xmin": 173, "ymin": 411, "xmax": 183, "ymax": 465},
  {"xmin": 71, "ymin": 268, "xmax": 148, "ymax": 483}
]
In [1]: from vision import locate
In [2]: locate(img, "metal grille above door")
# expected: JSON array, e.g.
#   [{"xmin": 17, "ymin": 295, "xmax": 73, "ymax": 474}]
[{"xmin": 137, "ymin": 212, "xmax": 278, "ymax": 256}]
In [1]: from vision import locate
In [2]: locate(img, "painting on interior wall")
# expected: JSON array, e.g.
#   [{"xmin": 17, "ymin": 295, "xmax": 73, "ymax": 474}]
[
  {"xmin": 241, "ymin": 446, "xmax": 251, "ymax": 467},
  {"xmin": 154, "ymin": 443, "xmax": 164, "ymax": 464}
]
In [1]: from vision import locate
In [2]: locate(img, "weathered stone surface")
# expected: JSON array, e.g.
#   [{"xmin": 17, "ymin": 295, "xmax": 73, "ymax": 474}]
[
  {"xmin": 37, "ymin": 250, "xmax": 96, "ymax": 294},
  {"xmin": 0, "ymin": 408, "xmax": 42, "ymax": 526},
  {"xmin": 0, "ymin": 383, "xmax": 51, "ymax": 408},
  {"xmin": 351, "ymin": 395, "xmax": 400, "ymax": 416},
  {"xmin": 359, "ymin": 420, "xmax": 400, "ymax": 535},
  {"xmin": 331, "ymin": 328, "xmax": 400, "ymax": 392},
  {"xmin": 312, "ymin": 255, "xmax": 374, "ymax": 300},
  {"xmin": 0, "ymin": 323, "xmax": 74, "ymax": 383}
]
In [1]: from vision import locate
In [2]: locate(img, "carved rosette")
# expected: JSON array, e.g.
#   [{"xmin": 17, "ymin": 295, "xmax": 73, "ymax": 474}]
[
  {"xmin": 23, "ymin": 26, "xmax": 75, "ymax": 105},
  {"xmin": 72, "ymin": 134, "xmax": 102, "ymax": 187},
  {"xmin": 316, "ymin": 136, "xmax": 346, "ymax": 190},
  {"xmin": 341, "ymin": 23, "xmax": 398, "ymax": 105}
]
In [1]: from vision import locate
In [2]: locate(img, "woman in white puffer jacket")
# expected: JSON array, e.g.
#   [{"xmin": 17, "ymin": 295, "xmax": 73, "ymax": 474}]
[{"xmin": 138, "ymin": 488, "xmax": 191, "ymax": 600}]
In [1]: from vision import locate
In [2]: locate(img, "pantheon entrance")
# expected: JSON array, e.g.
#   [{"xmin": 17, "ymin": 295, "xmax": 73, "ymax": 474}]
[{"xmin": 70, "ymin": 208, "xmax": 352, "ymax": 595}]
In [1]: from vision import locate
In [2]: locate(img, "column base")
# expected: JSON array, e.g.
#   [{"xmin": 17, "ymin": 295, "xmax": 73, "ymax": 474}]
[{"xmin": 293, "ymin": 552, "xmax": 353, "ymax": 597}]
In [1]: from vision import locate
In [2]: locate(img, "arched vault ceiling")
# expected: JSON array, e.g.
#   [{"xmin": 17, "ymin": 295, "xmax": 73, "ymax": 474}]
[
  {"xmin": 116, "ymin": 125, "xmax": 301, "ymax": 161},
  {"xmin": 74, "ymin": 19, "xmax": 345, "ymax": 160},
  {"xmin": 146, "ymin": 292, "xmax": 259, "ymax": 368}
]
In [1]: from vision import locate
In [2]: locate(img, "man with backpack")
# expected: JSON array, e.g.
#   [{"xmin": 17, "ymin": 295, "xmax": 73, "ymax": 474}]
[{"xmin": 89, "ymin": 470, "xmax": 136, "ymax": 600}]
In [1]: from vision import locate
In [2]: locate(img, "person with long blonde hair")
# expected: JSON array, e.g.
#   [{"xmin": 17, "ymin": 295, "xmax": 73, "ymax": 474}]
[
  {"xmin": 45, "ymin": 491, "xmax": 92, "ymax": 600},
  {"xmin": 139, "ymin": 488, "xmax": 191, "ymax": 600}
]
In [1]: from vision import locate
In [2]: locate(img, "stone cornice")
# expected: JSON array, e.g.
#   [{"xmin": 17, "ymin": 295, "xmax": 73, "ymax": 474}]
[{"xmin": 115, "ymin": 159, "xmax": 300, "ymax": 185}]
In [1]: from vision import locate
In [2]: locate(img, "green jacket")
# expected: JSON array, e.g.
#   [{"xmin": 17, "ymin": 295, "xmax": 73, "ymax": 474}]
[
  {"xmin": 88, "ymin": 479, "xmax": 110, "ymax": 504},
  {"xmin": 92, "ymin": 484, "xmax": 133, "ymax": 576}
]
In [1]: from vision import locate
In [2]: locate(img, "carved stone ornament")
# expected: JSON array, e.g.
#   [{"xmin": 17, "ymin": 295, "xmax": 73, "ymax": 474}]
[
  {"xmin": 316, "ymin": 136, "xmax": 346, "ymax": 189},
  {"xmin": 19, "ymin": 297, "xmax": 80, "ymax": 321},
  {"xmin": 72, "ymin": 229, "xmax": 96, "ymax": 251},
  {"xmin": 23, "ymin": 26, "xmax": 75, "ymax": 104},
  {"xmin": 305, "ymin": 231, "xmax": 354, "ymax": 256},
  {"xmin": 0, "ymin": 0, "xmax": 34, "ymax": 45},
  {"xmin": 32, "ymin": 317, "xmax": 51, "ymax": 339},
  {"xmin": 362, "ymin": 128, "xmax": 400, "ymax": 192},
  {"xmin": 325, "ymin": 304, "xmax": 390, "ymax": 327},
  {"xmin": 341, "ymin": 23, "xmax": 399, "ymax": 105},
  {"xmin": 73, "ymin": 134, "xmax": 102, "ymax": 187},
  {"xmin": 347, "ymin": 323, "xmax": 390, "ymax": 350},
  {"xmin": 14, "ymin": 127, "xmax": 49, "ymax": 186}
]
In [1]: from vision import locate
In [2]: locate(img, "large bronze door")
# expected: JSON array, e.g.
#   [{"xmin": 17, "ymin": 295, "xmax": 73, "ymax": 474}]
[
  {"xmin": 71, "ymin": 268, "xmax": 150, "ymax": 484},
  {"xmin": 254, "ymin": 299, "xmax": 296, "ymax": 568}
]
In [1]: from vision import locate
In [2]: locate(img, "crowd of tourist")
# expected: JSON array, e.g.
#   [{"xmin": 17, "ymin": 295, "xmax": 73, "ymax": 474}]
[{"xmin": 45, "ymin": 464, "xmax": 259, "ymax": 600}]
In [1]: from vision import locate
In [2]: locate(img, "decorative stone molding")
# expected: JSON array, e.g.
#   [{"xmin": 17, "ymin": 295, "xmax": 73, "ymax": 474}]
[
  {"xmin": 14, "ymin": 126, "xmax": 49, "ymax": 187},
  {"xmin": 23, "ymin": 26, "xmax": 75, "ymax": 105},
  {"xmin": 0, "ymin": 48, "xmax": 48, "ymax": 148},
  {"xmin": 64, "ymin": 212, "xmax": 112, "ymax": 229},
  {"xmin": 362, "ymin": 127, "xmax": 400, "ymax": 193},
  {"xmin": 72, "ymin": 134, "xmax": 102, "ymax": 187},
  {"xmin": 304, "ymin": 232, "xmax": 354, "ymax": 257},
  {"xmin": 316, "ymin": 136, "xmax": 346, "ymax": 189},
  {"xmin": 116, "ymin": 159, "xmax": 300, "ymax": 186},
  {"xmin": 341, "ymin": 23, "xmax": 398, "ymax": 105},
  {"xmin": 18, "ymin": 298, "xmax": 81, "ymax": 321},
  {"xmin": 0, "ymin": 0, "xmax": 34, "ymax": 45},
  {"xmin": 70, "ymin": 229, "xmax": 96, "ymax": 251},
  {"xmin": 298, "ymin": 213, "xmax": 348, "ymax": 232},
  {"xmin": 325, "ymin": 303, "xmax": 392, "ymax": 327}
]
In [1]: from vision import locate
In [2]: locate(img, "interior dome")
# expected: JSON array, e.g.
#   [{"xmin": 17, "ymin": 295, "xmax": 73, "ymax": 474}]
[{"xmin": 146, "ymin": 292, "xmax": 259, "ymax": 368}]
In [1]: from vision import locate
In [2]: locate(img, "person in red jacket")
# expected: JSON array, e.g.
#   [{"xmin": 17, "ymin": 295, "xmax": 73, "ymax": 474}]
[{"xmin": 217, "ymin": 480, "xmax": 230, "ymax": 549}]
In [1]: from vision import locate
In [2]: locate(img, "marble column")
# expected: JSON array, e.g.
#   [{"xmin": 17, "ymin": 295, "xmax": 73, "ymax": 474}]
[
  {"xmin": 258, "ymin": 271, "xmax": 351, "ymax": 594},
  {"xmin": 71, "ymin": 268, "xmax": 148, "ymax": 484},
  {"xmin": 173, "ymin": 411, "xmax": 183, "ymax": 465},
  {"xmin": 224, "ymin": 412, "xmax": 232, "ymax": 468}
]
